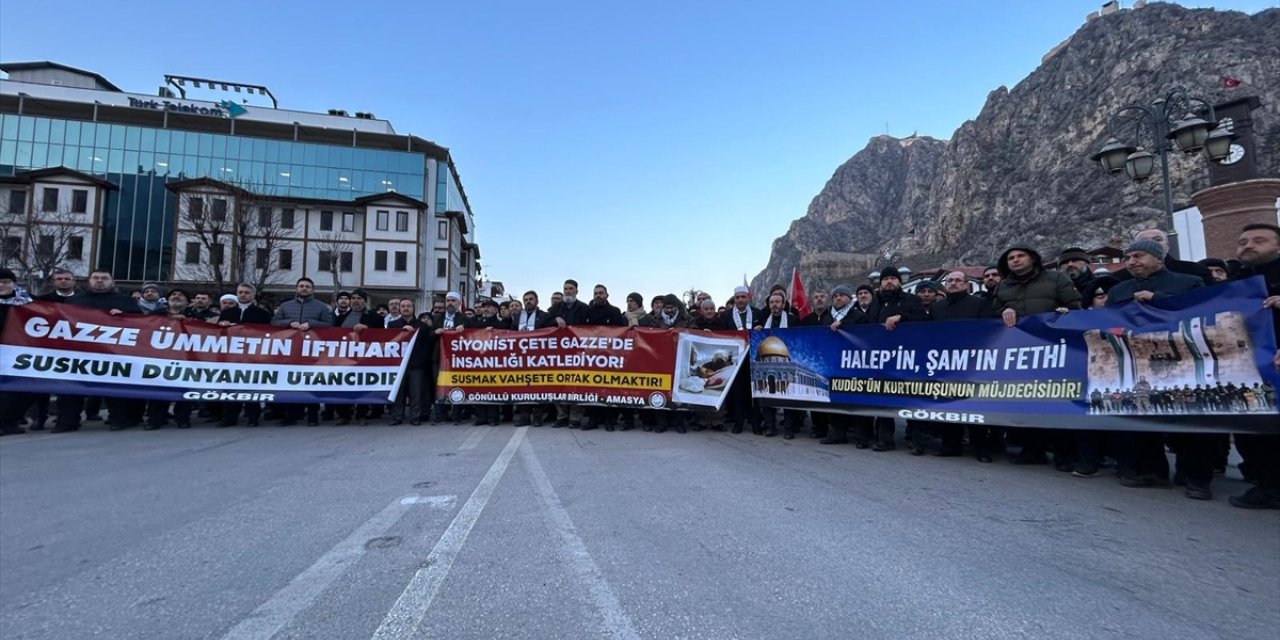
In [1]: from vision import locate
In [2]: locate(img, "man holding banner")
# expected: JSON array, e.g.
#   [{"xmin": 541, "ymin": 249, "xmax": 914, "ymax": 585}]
[{"xmin": 1230, "ymin": 222, "xmax": 1280, "ymax": 510}]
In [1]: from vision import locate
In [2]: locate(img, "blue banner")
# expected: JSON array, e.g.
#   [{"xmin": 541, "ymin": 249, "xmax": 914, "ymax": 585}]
[{"xmin": 749, "ymin": 277, "xmax": 1279, "ymax": 433}]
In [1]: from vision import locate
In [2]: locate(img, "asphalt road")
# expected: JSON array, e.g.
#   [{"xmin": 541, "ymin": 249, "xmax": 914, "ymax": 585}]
[{"xmin": 1, "ymin": 420, "xmax": 1276, "ymax": 640}]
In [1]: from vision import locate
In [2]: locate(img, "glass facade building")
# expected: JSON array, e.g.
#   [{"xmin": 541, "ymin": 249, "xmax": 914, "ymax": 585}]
[{"xmin": 0, "ymin": 113, "xmax": 430, "ymax": 281}]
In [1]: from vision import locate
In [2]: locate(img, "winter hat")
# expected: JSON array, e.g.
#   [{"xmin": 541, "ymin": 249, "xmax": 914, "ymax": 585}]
[
  {"xmin": 0, "ymin": 268, "xmax": 16, "ymax": 282},
  {"xmin": 1124, "ymin": 239, "xmax": 1166, "ymax": 261},
  {"xmin": 1197, "ymin": 258, "xmax": 1227, "ymax": 270},
  {"xmin": 831, "ymin": 284, "xmax": 854, "ymax": 298},
  {"xmin": 626, "ymin": 292, "xmax": 643, "ymax": 306},
  {"xmin": 661, "ymin": 293, "xmax": 681, "ymax": 308},
  {"xmin": 1056, "ymin": 247, "xmax": 1091, "ymax": 266},
  {"xmin": 141, "ymin": 282, "xmax": 162, "ymax": 293},
  {"xmin": 855, "ymin": 284, "xmax": 874, "ymax": 295},
  {"xmin": 914, "ymin": 280, "xmax": 941, "ymax": 292},
  {"xmin": 879, "ymin": 268, "xmax": 902, "ymax": 283}
]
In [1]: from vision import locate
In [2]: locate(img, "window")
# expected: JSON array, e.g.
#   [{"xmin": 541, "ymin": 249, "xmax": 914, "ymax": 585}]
[
  {"xmin": 342, "ymin": 212, "xmax": 355, "ymax": 232},
  {"xmin": 6, "ymin": 190, "xmax": 24, "ymax": 214},
  {"xmin": 71, "ymin": 189, "xmax": 88, "ymax": 213},
  {"xmin": 67, "ymin": 236, "xmax": 84, "ymax": 260},
  {"xmin": 211, "ymin": 198, "xmax": 228, "ymax": 222},
  {"xmin": 210, "ymin": 243, "xmax": 225, "ymax": 265},
  {"xmin": 395, "ymin": 251, "xmax": 408, "ymax": 272},
  {"xmin": 340, "ymin": 251, "xmax": 353, "ymax": 272},
  {"xmin": 257, "ymin": 206, "xmax": 272, "ymax": 228},
  {"xmin": 437, "ymin": 220, "xmax": 447, "ymax": 240},
  {"xmin": 42, "ymin": 188, "xmax": 58, "ymax": 212},
  {"xmin": 395, "ymin": 210, "xmax": 409, "ymax": 232},
  {"xmin": 256, "ymin": 247, "xmax": 269, "ymax": 267},
  {"xmin": 36, "ymin": 235, "xmax": 54, "ymax": 260},
  {"xmin": 320, "ymin": 210, "xmax": 333, "ymax": 231},
  {"xmin": 2, "ymin": 236, "xmax": 20, "ymax": 260},
  {"xmin": 374, "ymin": 250, "xmax": 388, "ymax": 271},
  {"xmin": 278, "ymin": 249, "xmax": 293, "ymax": 270},
  {"xmin": 318, "ymin": 250, "xmax": 333, "ymax": 271},
  {"xmin": 189, "ymin": 197, "xmax": 205, "ymax": 222},
  {"xmin": 436, "ymin": 258, "xmax": 447, "ymax": 278},
  {"xmin": 281, "ymin": 208, "xmax": 295, "ymax": 229},
  {"xmin": 184, "ymin": 241, "xmax": 200, "ymax": 264},
  {"xmin": 376, "ymin": 210, "xmax": 389, "ymax": 231}
]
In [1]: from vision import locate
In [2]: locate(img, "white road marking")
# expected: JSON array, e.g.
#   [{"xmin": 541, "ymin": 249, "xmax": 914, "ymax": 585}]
[
  {"xmin": 521, "ymin": 441, "xmax": 640, "ymax": 640},
  {"xmin": 371, "ymin": 427, "xmax": 528, "ymax": 640},
  {"xmin": 220, "ymin": 493, "xmax": 454, "ymax": 640},
  {"xmin": 458, "ymin": 427, "xmax": 487, "ymax": 451}
]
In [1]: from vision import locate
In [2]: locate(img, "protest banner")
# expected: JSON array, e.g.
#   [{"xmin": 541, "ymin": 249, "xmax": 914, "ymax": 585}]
[
  {"xmin": 749, "ymin": 278, "xmax": 1279, "ymax": 433},
  {"xmin": 0, "ymin": 302, "xmax": 415, "ymax": 404},
  {"xmin": 436, "ymin": 326, "xmax": 747, "ymax": 409}
]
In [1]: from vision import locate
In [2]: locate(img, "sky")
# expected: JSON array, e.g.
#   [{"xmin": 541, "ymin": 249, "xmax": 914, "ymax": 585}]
[{"xmin": 0, "ymin": 0, "xmax": 1274, "ymax": 303}]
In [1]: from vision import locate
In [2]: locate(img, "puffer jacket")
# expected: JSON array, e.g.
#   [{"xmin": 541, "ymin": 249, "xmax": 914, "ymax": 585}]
[{"xmin": 993, "ymin": 245, "xmax": 1082, "ymax": 315}]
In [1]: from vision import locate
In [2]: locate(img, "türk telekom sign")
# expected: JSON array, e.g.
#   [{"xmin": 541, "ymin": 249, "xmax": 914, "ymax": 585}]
[{"xmin": 127, "ymin": 97, "xmax": 246, "ymax": 118}]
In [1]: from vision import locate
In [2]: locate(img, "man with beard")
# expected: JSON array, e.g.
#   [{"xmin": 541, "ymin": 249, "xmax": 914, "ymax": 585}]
[
  {"xmin": 759, "ymin": 291, "xmax": 804, "ymax": 439},
  {"xmin": 467, "ymin": 299, "xmax": 506, "ymax": 426},
  {"xmin": 330, "ymin": 289, "xmax": 385, "ymax": 426},
  {"xmin": 1198, "ymin": 258, "xmax": 1230, "ymax": 283},
  {"xmin": 800, "ymin": 288, "xmax": 831, "ymax": 326},
  {"xmin": 720, "ymin": 286, "xmax": 762, "ymax": 434},
  {"xmin": 913, "ymin": 280, "xmax": 942, "ymax": 319},
  {"xmin": 27, "ymin": 268, "xmax": 79, "ymax": 430},
  {"xmin": 640, "ymin": 293, "xmax": 691, "ymax": 433},
  {"xmin": 854, "ymin": 268, "xmax": 928, "ymax": 451},
  {"xmin": 993, "ymin": 244, "xmax": 1081, "ymax": 466},
  {"xmin": 272, "ymin": 277, "xmax": 333, "ymax": 426},
  {"xmin": 549, "ymin": 280, "xmax": 590, "ymax": 428},
  {"xmin": 854, "ymin": 285, "xmax": 875, "ymax": 316},
  {"xmin": 185, "ymin": 291, "xmax": 219, "ymax": 322},
  {"xmin": 1114, "ymin": 229, "xmax": 1214, "ymax": 286},
  {"xmin": 819, "ymin": 284, "xmax": 871, "ymax": 445},
  {"xmin": 214, "ymin": 283, "xmax": 273, "ymax": 427},
  {"xmin": 57, "ymin": 271, "xmax": 136, "ymax": 433},
  {"xmin": 931, "ymin": 271, "xmax": 998, "ymax": 460},
  {"xmin": 688, "ymin": 298, "xmax": 724, "ymax": 330},
  {"xmin": 389, "ymin": 300, "xmax": 432, "ymax": 426},
  {"xmin": 512, "ymin": 291, "xmax": 553, "ymax": 427},
  {"xmin": 582, "ymin": 284, "xmax": 626, "ymax": 430},
  {"xmin": 331, "ymin": 291, "xmax": 353, "ymax": 325},
  {"xmin": 979, "ymin": 265, "xmax": 1002, "ymax": 301},
  {"xmin": 1057, "ymin": 247, "xmax": 1097, "ymax": 301},
  {"xmin": 145, "ymin": 289, "xmax": 196, "ymax": 431},
  {"xmin": 136, "ymin": 282, "xmax": 167, "ymax": 314},
  {"xmin": 1229, "ymin": 223, "xmax": 1280, "ymax": 509},
  {"xmin": 430, "ymin": 292, "xmax": 466, "ymax": 423}
]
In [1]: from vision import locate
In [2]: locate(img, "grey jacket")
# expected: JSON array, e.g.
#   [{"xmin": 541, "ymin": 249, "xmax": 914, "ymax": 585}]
[{"xmin": 271, "ymin": 296, "xmax": 334, "ymax": 327}]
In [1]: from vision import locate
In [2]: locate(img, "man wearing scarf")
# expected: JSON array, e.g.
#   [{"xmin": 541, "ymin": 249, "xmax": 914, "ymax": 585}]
[
  {"xmin": 511, "ymin": 291, "xmax": 552, "ymax": 427},
  {"xmin": 759, "ymin": 291, "xmax": 804, "ymax": 439},
  {"xmin": 639, "ymin": 294, "xmax": 691, "ymax": 433},
  {"xmin": 817, "ymin": 284, "xmax": 870, "ymax": 445},
  {"xmin": 431, "ymin": 291, "xmax": 465, "ymax": 423},
  {"xmin": 719, "ymin": 286, "xmax": 761, "ymax": 434}
]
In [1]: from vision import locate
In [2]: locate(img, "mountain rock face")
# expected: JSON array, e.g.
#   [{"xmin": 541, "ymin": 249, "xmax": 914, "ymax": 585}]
[{"xmin": 753, "ymin": 3, "xmax": 1280, "ymax": 296}]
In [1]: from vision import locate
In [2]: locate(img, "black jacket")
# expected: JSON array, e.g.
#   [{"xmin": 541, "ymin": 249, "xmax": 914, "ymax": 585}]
[
  {"xmin": 719, "ymin": 305, "xmax": 762, "ymax": 330},
  {"xmin": 68, "ymin": 289, "xmax": 135, "ymax": 313},
  {"xmin": 1107, "ymin": 268, "xmax": 1204, "ymax": 306},
  {"xmin": 549, "ymin": 300, "xmax": 590, "ymax": 326},
  {"xmin": 219, "ymin": 304, "xmax": 274, "ymax": 325},
  {"xmin": 334, "ymin": 308, "xmax": 381, "ymax": 329},
  {"xmin": 1115, "ymin": 256, "xmax": 1215, "ymax": 287},
  {"xmin": 467, "ymin": 313, "xmax": 506, "ymax": 329},
  {"xmin": 389, "ymin": 317, "xmax": 435, "ymax": 369},
  {"xmin": 759, "ymin": 311, "xmax": 798, "ymax": 329},
  {"xmin": 867, "ymin": 290, "xmax": 926, "ymax": 324},
  {"xmin": 799, "ymin": 309, "xmax": 833, "ymax": 326},
  {"xmin": 35, "ymin": 291, "xmax": 78, "ymax": 304},
  {"xmin": 1231, "ymin": 256, "xmax": 1280, "ymax": 335},
  {"xmin": 931, "ymin": 291, "xmax": 996, "ymax": 321},
  {"xmin": 587, "ymin": 301, "xmax": 626, "ymax": 326},
  {"xmin": 509, "ymin": 308, "xmax": 553, "ymax": 330}
]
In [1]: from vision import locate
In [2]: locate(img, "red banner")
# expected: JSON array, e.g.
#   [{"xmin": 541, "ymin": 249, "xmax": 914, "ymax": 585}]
[
  {"xmin": 0, "ymin": 302, "xmax": 417, "ymax": 404},
  {"xmin": 436, "ymin": 326, "xmax": 747, "ymax": 409}
]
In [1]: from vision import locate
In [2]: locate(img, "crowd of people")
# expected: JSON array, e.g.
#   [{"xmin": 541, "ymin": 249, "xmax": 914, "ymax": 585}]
[{"xmin": 0, "ymin": 223, "xmax": 1277, "ymax": 511}]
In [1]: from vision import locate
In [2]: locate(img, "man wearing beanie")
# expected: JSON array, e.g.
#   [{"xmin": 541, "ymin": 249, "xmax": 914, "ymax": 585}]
[
  {"xmin": 1112, "ymin": 229, "xmax": 1214, "ymax": 286},
  {"xmin": 1057, "ymin": 247, "xmax": 1097, "ymax": 302},
  {"xmin": 136, "ymin": 282, "xmax": 167, "ymax": 314},
  {"xmin": 623, "ymin": 292, "xmax": 645, "ymax": 327},
  {"xmin": 1107, "ymin": 239, "xmax": 1202, "ymax": 306},
  {"xmin": 1197, "ymin": 257, "xmax": 1230, "ymax": 283},
  {"xmin": 1106, "ymin": 238, "xmax": 1209, "ymax": 499},
  {"xmin": 859, "ymin": 268, "xmax": 926, "ymax": 451}
]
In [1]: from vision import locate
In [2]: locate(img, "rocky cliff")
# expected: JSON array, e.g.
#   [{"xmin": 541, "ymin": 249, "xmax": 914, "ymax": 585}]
[{"xmin": 752, "ymin": 3, "xmax": 1280, "ymax": 295}]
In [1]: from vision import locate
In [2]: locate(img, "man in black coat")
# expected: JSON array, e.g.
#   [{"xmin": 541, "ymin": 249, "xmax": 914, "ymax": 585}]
[
  {"xmin": 1112, "ymin": 229, "xmax": 1215, "ymax": 286},
  {"xmin": 55, "ymin": 270, "xmax": 137, "ymax": 433},
  {"xmin": 465, "ymin": 299, "xmax": 506, "ymax": 426},
  {"xmin": 26, "ymin": 268, "xmax": 79, "ymax": 430},
  {"xmin": 719, "ymin": 286, "xmax": 762, "ymax": 434},
  {"xmin": 1229, "ymin": 223, "xmax": 1280, "ymax": 509},
  {"xmin": 758, "ymin": 291, "xmax": 804, "ymax": 439},
  {"xmin": 512, "ymin": 291, "xmax": 553, "ymax": 427},
  {"xmin": 581, "ymin": 285, "xmax": 626, "ymax": 431},
  {"xmin": 389, "ymin": 299, "xmax": 433, "ymax": 425},
  {"xmin": 1057, "ymin": 247, "xmax": 1099, "ymax": 302},
  {"xmin": 929, "ymin": 271, "xmax": 999, "ymax": 461},
  {"xmin": 547, "ymin": 280, "xmax": 590, "ymax": 427},
  {"xmin": 819, "ymin": 284, "xmax": 872, "ymax": 445},
  {"xmin": 859, "ymin": 269, "xmax": 926, "ymax": 451}
]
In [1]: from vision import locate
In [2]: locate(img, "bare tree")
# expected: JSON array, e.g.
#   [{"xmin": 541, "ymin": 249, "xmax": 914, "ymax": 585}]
[
  {"xmin": 173, "ymin": 180, "xmax": 291, "ymax": 294},
  {"xmin": 0, "ymin": 200, "xmax": 90, "ymax": 293},
  {"xmin": 311, "ymin": 231, "xmax": 359, "ymax": 295}
]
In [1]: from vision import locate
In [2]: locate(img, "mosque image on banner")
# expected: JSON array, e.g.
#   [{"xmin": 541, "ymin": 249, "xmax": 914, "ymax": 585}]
[
  {"xmin": 1083, "ymin": 311, "xmax": 1276, "ymax": 415},
  {"xmin": 751, "ymin": 336, "xmax": 830, "ymax": 402}
]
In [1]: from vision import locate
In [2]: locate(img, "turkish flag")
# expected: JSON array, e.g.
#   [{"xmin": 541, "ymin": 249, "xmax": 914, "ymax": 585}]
[
  {"xmin": 789, "ymin": 267, "xmax": 811, "ymax": 319},
  {"xmin": 1222, "ymin": 76, "xmax": 1242, "ymax": 89}
]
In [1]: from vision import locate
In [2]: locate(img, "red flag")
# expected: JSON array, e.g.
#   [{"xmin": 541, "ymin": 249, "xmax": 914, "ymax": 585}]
[
  {"xmin": 1222, "ymin": 76, "xmax": 1242, "ymax": 89},
  {"xmin": 789, "ymin": 267, "xmax": 811, "ymax": 319}
]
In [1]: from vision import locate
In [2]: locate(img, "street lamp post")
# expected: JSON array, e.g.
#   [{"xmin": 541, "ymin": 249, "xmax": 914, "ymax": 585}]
[{"xmin": 1090, "ymin": 87, "xmax": 1234, "ymax": 255}]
